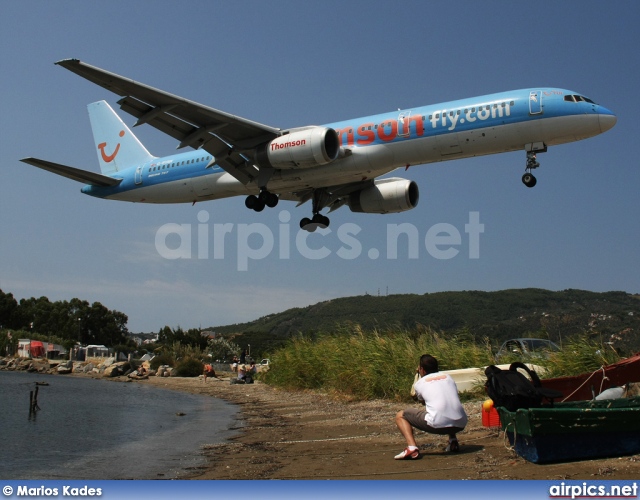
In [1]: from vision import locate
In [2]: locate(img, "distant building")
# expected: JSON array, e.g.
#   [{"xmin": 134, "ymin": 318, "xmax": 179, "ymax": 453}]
[
  {"xmin": 17, "ymin": 339, "xmax": 67, "ymax": 359},
  {"xmin": 73, "ymin": 344, "xmax": 112, "ymax": 361},
  {"xmin": 127, "ymin": 332, "xmax": 159, "ymax": 346},
  {"xmin": 85, "ymin": 345, "xmax": 111, "ymax": 357}
]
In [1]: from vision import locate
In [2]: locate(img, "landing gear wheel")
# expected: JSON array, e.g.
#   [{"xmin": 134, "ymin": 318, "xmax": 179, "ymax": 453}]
[
  {"xmin": 255, "ymin": 190, "xmax": 279, "ymax": 208},
  {"xmin": 300, "ymin": 217, "xmax": 313, "ymax": 231},
  {"xmin": 522, "ymin": 172, "xmax": 537, "ymax": 188},
  {"xmin": 245, "ymin": 195, "xmax": 258, "ymax": 209},
  {"xmin": 265, "ymin": 192, "xmax": 279, "ymax": 208},
  {"xmin": 253, "ymin": 198, "xmax": 265, "ymax": 212},
  {"xmin": 245, "ymin": 194, "xmax": 265, "ymax": 211},
  {"xmin": 312, "ymin": 213, "xmax": 330, "ymax": 228}
]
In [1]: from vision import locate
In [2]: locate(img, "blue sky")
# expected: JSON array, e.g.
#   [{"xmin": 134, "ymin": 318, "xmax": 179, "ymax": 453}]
[{"xmin": 1, "ymin": 1, "xmax": 638, "ymax": 333}]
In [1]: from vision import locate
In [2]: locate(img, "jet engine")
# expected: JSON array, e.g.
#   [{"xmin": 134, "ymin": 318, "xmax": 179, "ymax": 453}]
[
  {"xmin": 348, "ymin": 178, "xmax": 419, "ymax": 214},
  {"xmin": 255, "ymin": 126, "xmax": 340, "ymax": 169}
]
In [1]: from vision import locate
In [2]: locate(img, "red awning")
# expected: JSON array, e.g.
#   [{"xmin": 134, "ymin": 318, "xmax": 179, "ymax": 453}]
[{"xmin": 29, "ymin": 341, "xmax": 45, "ymax": 358}]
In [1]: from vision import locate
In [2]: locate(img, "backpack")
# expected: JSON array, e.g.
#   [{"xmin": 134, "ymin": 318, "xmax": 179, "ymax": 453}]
[{"xmin": 485, "ymin": 362, "xmax": 561, "ymax": 412}]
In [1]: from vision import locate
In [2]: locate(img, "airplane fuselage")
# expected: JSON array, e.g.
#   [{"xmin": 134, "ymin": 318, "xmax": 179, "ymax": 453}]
[{"xmin": 81, "ymin": 87, "xmax": 615, "ymax": 204}]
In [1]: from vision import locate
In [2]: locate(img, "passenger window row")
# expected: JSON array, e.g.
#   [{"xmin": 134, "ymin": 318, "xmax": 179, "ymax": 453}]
[{"xmin": 148, "ymin": 155, "xmax": 212, "ymax": 172}]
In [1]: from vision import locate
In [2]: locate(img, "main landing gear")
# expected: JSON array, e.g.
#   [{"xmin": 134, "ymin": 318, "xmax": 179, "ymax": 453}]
[
  {"xmin": 300, "ymin": 189, "xmax": 330, "ymax": 232},
  {"xmin": 300, "ymin": 213, "xmax": 330, "ymax": 232},
  {"xmin": 244, "ymin": 186, "xmax": 331, "ymax": 232},
  {"xmin": 245, "ymin": 189, "xmax": 278, "ymax": 212},
  {"xmin": 522, "ymin": 151, "xmax": 540, "ymax": 188}
]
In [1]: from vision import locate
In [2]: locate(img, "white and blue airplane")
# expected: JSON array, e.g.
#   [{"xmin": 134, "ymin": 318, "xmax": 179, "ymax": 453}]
[{"xmin": 22, "ymin": 59, "xmax": 616, "ymax": 231}]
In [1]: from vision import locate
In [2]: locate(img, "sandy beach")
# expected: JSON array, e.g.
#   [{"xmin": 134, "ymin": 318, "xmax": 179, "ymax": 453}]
[{"xmin": 131, "ymin": 374, "xmax": 640, "ymax": 480}]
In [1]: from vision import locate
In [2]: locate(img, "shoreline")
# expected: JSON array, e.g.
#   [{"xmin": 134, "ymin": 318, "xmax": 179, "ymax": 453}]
[
  {"xmin": 4, "ymin": 361, "xmax": 639, "ymax": 480},
  {"xmin": 134, "ymin": 374, "xmax": 640, "ymax": 480}
]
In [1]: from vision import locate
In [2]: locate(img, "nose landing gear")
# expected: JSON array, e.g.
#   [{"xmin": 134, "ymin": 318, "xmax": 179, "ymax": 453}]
[{"xmin": 522, "ymin": 151, "xmax": 540, "ymax": 188}]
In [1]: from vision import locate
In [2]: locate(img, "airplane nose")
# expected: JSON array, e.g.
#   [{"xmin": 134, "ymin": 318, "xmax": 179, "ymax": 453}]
[{"xmin": 599, "ymin": 110, "xmax": 617, "ymax": 133}]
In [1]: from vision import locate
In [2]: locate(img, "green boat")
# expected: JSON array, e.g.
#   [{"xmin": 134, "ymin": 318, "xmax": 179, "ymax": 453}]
[{"xmin": 496, "ymin": 396, "xmax": 640, "ymax": 464}]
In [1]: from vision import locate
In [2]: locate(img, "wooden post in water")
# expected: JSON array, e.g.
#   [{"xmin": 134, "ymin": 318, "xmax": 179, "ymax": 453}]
[{"xmin": 29, "ymin": 385, "xmax": 41, "ymax": 415}]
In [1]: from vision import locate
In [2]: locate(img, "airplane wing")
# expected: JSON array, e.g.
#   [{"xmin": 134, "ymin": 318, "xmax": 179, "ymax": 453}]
[
  {"xmin": 55, "ymin": 59, "xmax": 280, "ymax": 185},
  {"xmin": 20, "ymin": 158, "xmax": 122, "ymax": 187}
]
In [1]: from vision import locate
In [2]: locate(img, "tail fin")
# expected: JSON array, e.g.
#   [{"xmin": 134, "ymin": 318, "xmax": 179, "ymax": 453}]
[{"xmin": 88, "ymin": 101, "xmax": 155, "ymax": 175}]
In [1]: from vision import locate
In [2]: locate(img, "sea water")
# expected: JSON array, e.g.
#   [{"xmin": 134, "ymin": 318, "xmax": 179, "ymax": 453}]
[{"xmin": 0, "ymin": 371, "xmax": 239, "ymax": 479}]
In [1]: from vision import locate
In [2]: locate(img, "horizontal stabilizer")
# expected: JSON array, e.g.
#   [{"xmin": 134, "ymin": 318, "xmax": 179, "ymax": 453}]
[{"xmin": 20, "ymin": 158, "xmax": 122, "ymax": 187}]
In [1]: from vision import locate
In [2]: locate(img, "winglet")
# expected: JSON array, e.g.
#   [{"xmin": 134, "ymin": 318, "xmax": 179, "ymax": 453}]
[{"xmin": 55, "ymin": 58, "xmax": 80, "ymax": 66}]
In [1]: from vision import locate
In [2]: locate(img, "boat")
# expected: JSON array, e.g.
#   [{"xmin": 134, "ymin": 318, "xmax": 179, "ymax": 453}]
[
  {"xmin": 496, "ymin": 396, "xmax": 640, "ymax": 464},
  {"xmin": 540, "ymin": 352, "xmax": 640, "ymax": 401}
]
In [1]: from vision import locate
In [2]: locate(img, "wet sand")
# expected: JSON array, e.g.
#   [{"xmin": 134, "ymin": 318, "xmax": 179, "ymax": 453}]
[{"xmin": 133, "ymin": 374, "xmax": 640, "ymax": 480}]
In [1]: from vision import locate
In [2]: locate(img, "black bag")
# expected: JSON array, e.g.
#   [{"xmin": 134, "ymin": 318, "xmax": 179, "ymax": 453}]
[{"xmin": 485, "ymin": 362, "xmax": 561, "ymax": 412}]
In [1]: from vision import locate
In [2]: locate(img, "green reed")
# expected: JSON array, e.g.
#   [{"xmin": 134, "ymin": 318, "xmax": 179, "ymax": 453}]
[
  {"xmin": 261, "ymin": 325, "xmax": 495, "ymax": 401},
  {"xmin": 535, "ymin": 333, "xmax": 622, "ymax": 378}
]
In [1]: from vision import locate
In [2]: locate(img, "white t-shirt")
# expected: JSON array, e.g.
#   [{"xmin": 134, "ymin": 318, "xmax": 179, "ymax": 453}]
[{"xmin": 413, "ymin": 372, "xmax": 468, "ymax": 429}]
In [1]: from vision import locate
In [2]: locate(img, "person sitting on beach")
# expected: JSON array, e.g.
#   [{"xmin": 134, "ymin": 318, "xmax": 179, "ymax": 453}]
[
  {"xmin": 231, "ymin": 356, "xmax": 239, "ymax": 373},
  {"xmin": 394, "ymin": 354, "xmax": 468, "ymax": 460},
  {"xmin": 203, "ymin": 363, "xmax": 218, "ymax": 382},
  {"xmin": 230, "ymin": 365, "xmax": 247, "ymax": 385},
  {"xmin": 244, "ymin": 362, "xmax": 257, "ymax": 384},
  {"xmin": 137, "ymin": 365, "xmax": 146, "ymax": 376}
]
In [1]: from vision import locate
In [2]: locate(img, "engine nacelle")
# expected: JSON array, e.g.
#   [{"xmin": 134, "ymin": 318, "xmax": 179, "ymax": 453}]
[
  {"xmin": 348, "ymin": 178, "xmax": 419, "ymax": 214},
  {"xmin": 255, "ymin": 126, "xmax": 340, "ymax": 169}
]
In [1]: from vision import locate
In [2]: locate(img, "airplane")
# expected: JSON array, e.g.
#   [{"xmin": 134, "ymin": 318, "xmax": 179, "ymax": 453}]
[{"xmin": 21, "ymin": 59, "xmax": 617, "ymax": 231}]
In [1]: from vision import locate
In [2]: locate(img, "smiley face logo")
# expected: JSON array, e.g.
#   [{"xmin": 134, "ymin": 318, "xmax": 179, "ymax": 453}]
[{"xmin": 98, "ymin": 130, "xmax": 125, "ymax": 162}]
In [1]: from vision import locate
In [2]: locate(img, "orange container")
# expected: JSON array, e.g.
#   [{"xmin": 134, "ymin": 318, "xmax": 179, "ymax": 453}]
[{"xmin": 482, "ymin": 405, "xmax": 501, "ymax": 427}]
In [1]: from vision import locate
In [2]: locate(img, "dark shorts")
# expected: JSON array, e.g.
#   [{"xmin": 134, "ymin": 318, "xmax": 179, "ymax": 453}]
[{"xmin": 401, "ymin": 408, "xmax": 464, "ymax": 436}]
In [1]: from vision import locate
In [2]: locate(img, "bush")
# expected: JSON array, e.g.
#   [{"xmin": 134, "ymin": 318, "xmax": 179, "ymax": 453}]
[
  {"xmin": 149, "ymin": 353, "xmax": 175, "ymax": 370},
  {"xmin": 174, "ymin": 357, "xmax": 204, "ymax": 377}
]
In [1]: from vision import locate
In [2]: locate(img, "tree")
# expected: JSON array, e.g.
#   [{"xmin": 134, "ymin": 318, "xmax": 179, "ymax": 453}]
[
  {"xmin": 157, "ymin": 326, "xmax": 208, "ymax": 349},
  {"xmin": 158, "ymin": 325, "xmax": 177, "ymax": 345},
  {"xmin": 0, "ymin": 289, "xmax": 19, "ymax": 329},
  {"xmin": 0, "ymin": 329, "xmax": 19, "ymax": 356},
  {"xmin": 206, "ymin": 337, "xmax": 240, "ymax": 362},
  {"xmin": 2, "ymin": 291, "xmax": 129, "ymax": 347},
  {"xmin": 83, "ymin": 301, "xmax": 128, "ymax": 346},
  {"xmin": 185, "ymin": 328, "xmax": 208, "ymax": 350}
]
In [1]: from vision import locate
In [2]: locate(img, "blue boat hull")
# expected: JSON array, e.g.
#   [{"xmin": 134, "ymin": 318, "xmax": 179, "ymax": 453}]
[{"xmin": 498, "ymin": 397, "xmax": 640, "ymax": 464}]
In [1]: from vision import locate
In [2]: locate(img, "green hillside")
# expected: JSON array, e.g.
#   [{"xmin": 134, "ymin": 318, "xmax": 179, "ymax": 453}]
[{"xmin": 208, "ymin": 289, "xmax": 640, "ymax": 356}]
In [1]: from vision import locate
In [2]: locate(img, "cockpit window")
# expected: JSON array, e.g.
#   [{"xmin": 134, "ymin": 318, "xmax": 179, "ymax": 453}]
[{"xmin": 564, "ymin": 94, "xmax": 597, "ymax": 104}]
